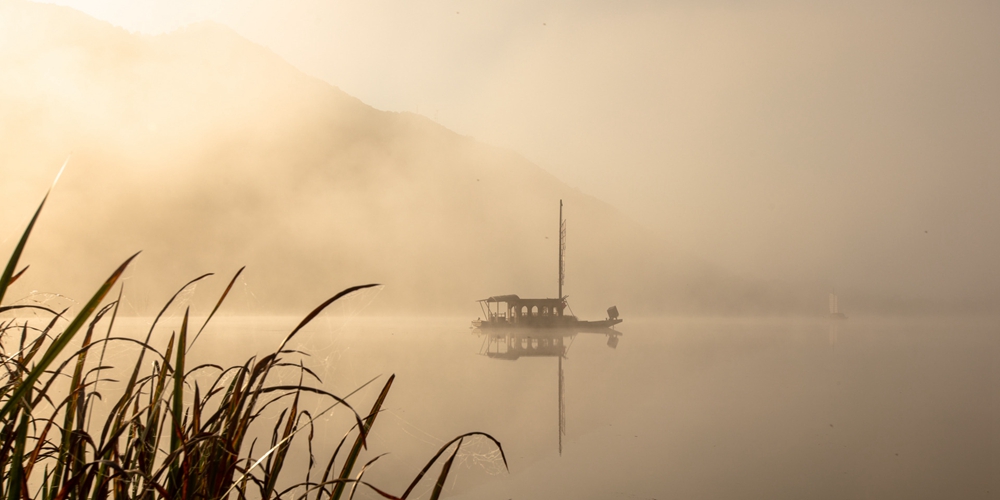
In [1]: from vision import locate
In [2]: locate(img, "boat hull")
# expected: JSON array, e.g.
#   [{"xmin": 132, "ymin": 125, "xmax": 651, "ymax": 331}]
[{"xmin": 472, "ymin": 317, "xmax": 622, "ymax": 331}]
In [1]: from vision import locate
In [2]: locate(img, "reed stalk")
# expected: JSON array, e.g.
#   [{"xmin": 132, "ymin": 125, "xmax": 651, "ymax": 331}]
[{"xmin": 0, "ymin": 193, "xmax": 506, "ymax": 499}]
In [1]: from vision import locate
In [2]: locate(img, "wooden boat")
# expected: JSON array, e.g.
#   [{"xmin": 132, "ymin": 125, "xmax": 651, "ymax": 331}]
[
  {"xmin": 471, "ymin": 200, "xmax": 622, "ymax": 331},
  {"xmin": 471, "ymin": 201, "xmax": 621, "ymax": 456}
]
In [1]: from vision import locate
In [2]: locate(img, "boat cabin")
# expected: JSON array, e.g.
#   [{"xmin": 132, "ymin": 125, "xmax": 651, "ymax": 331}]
[{"xmin": 476, "ymin": 294, "xmax": 576, "ymax": 328}]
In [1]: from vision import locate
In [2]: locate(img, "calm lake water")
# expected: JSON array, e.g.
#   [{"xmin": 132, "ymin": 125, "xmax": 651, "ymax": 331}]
[{"xmin": 104, "ymin": 315, "xmax": 999, "ymax": 499}]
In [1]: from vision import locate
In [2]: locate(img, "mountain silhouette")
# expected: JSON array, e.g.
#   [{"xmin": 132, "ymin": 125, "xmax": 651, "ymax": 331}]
[{"xmin": 1, "ymin": 0, "xmax": 825, "ymax": 316}]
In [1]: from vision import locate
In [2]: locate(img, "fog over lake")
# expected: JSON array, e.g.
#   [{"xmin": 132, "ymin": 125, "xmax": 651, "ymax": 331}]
[
  {"xmin": 2, "ymin": 1, "xmax": 1000, "ymax": 499},
  {"xmin": 86, "ymin": 314, "xmax": 998, "ymax": 499}
]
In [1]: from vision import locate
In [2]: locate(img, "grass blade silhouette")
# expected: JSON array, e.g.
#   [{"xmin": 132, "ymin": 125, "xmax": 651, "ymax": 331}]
[
  {"xmin": 0, "ymin": 194, "xmax": 47, "ymax": 306},
  {"xmin": 0, "ymin": 252, "xmax": 139, "ymax": 422},
  {"xmin": 331, "ymin": 374, "xmax": 394, "ymax": 500},
  {"xmin": 429, "ymin": 438, "xmax": 462, "ymax": 500}
]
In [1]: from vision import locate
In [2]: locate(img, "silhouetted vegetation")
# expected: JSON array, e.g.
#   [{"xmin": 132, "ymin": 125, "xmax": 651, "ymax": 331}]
[{"xmin": 0, "ymin": 193, "xmax": 505, "ymax": 499}]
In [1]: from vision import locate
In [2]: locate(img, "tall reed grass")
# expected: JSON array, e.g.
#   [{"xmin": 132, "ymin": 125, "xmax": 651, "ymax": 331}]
[{"xmin": 0, "ymin": 192, "xmax": 505, "ymax": 499}]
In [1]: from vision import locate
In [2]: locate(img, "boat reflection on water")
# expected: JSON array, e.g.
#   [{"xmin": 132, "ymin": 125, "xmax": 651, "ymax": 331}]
[
  {"xmin": 473, "ymin": 325, "xmax": 622, "ymax": 455},
  {"xmin": 478, "ymin": 326, "xmax": 622, "ymax": 360}
]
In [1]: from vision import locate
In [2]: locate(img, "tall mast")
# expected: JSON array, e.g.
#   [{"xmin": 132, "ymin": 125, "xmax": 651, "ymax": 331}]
[{"xmin": 558, "ymin": 200, "xmax": 566, "ymax": 299}]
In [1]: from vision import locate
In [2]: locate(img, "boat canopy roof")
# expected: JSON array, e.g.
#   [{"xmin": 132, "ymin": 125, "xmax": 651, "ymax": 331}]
[
  {"xmin": 480, "ymin": 295, "xmax": 520, "ymax": 303},
  {"xmin": 479, "ymin": 295, "xmax": 564, "ymax": 306}
]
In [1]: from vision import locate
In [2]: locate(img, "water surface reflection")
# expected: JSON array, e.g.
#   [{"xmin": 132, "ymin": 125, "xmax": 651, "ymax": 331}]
[
  {"xmin": 475, "ymin": 326, "xmax": 623, "ymax": 455},
  {"xmin": 93, "ymin": 315, "xmax": 998, "ymax": 499}
]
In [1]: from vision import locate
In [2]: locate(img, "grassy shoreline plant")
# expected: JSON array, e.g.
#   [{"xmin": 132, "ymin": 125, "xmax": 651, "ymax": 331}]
[{"xmin": 0, "ymin": 192, "xmax": 505, "ymax": 499}]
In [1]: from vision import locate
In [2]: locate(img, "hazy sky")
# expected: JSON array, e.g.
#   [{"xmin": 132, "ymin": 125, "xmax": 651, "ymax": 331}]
[{"xmin": 29, "ymin": 0, "xmax": 1000, "ymax": 302}]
